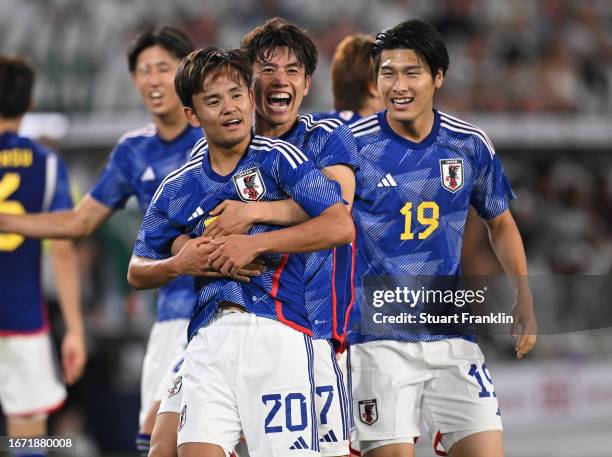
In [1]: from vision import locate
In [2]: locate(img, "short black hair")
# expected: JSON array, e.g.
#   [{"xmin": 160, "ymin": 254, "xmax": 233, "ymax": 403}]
[
  {"xmin": 372, "ymin": 19, "xmax": 449, "ymax": 78},
  {"xmin": 0, "ymin": 55, "xmax": 35, "ymax": 118},
  {"xmin": 241, "ymin": 17, "xmax": 318, "ymax": 76},
  {"xmin": 174, "ymin": 47, "xmax": 253, "ymax": 110},
  {"xmin": 127, "ymin": 26, "xmax": 194, "ymax": 73}
]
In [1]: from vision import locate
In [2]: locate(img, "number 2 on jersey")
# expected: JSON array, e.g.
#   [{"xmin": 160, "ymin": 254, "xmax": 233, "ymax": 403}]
[
  {"xmin": 0, "ymin": 173, "xmax": 26, "ymax": 251},
  {"xmin": 400, "ymin": 201, "xmax": 439, "ymax": 240}
]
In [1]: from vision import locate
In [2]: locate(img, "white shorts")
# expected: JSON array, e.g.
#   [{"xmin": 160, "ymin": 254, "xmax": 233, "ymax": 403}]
[
  {"xmin": 348, "ymin": 338, "xmax": 502, "ymax": 454},
  {"xmin": 312, "ymin": 340, "xmax": 350, "ymax": 457},
  {"xmin": 157, "ymin": 357, "xmax": 185, "ymax": 416},
  {"xmin": 140, "ymin": 319, "xmax": 188, "ymax": 426},
  {"xmin": 178, "ymin": 312, "xmax": 320, "ymax": 457},
  {"xmin": 161, "ymin": 333, "xmax": 350, "ymax": 456},
  {"xmin": 0, "ymin": 332, "xmax": 66, "ymax": 417}
]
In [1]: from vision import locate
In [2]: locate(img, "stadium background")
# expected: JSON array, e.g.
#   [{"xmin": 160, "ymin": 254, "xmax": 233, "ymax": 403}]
[{"xmin": 1, "ymin": 0, "xmax": 612, "ymax": 455}]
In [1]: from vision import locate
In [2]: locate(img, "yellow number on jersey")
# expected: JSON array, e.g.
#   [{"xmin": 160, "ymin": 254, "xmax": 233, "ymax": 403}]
[
  {"xmin": 400, "ymin": 201, "xmax": 439, "ymax": 240},
  {"xmin": 0, "ymin": 173, "xmax": 26, "ymax": 251}
]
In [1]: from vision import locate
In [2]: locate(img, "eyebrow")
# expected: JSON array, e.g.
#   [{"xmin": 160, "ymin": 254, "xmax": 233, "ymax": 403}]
[
  {"xmin": 380, "ymin": 63, "xmax": 422, "ymax": 71},
  {"xmin": 138, "ymin": 60, "xmax": 173, "ymax": 69},
  {"xmin": 202, "ymin": 93, "xmax": 220, "ymax": 102},
  {"xmin": 260, "ymin": 61, "xmax": 302, "ymax": 69},
  {"xmin": 202, "ymin": 84, "xmax": 243, "ymax": 100}
]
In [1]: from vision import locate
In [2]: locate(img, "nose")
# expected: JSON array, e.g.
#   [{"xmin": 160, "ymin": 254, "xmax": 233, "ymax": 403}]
[
  {"xmin": 221, "ymin": 95, "xmax": 239, "ymax": 115},
  {"xmin": 270, "ymin": 68, "xmax": 289, "ymax": 86},
  {"xmin": 391, "ymin": 73, "xmax": 410, "ymax": 94},
  {"xmin": 146, "ymin": 68, "xmax": 162, "ymax": 86}
]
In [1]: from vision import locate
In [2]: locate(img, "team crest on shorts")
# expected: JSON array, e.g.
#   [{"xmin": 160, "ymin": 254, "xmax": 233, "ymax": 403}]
[
  {"xmin": 358, "ymin": 399, "xmax": 378, "ymax": 425},
  {"xmin": 233, "ymin": 167, "xmax": 266, "ymax": 202},
  {"xmin": 167, "ymin": 375, "xmax": 182, "ymax": 398},
  {"xmin": 439, "ymin": 159, "xmax": 464, "ymax": 193},
  {"xmin": 178, "ymin": 405, "xmax": 187, "ymax": 431}
]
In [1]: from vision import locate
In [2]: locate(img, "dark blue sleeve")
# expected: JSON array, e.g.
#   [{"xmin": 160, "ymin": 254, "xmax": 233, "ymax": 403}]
[
  {"xmin": 90, "ymin": 142, "xmax": 134, "ymax": 209},
  {"xmin": 133, "ymin": 190, "xmax": 182, "ymax": 260},
  {"xmin": 315, "ymin": 124, "xmax": 360, "ymax": 171},
  {"xmin": 273, "ymin": 144, "xmax": 343, "ymax": 218},
  {"xmin": 48, "ymin": 154, "xmax": 73, "ymax": 211},
  {"xmin": 470, "ymin": 137, "xmax": 516, "ymax": 219}
]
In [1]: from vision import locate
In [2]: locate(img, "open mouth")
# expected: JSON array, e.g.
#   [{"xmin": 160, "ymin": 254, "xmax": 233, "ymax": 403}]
[
  {"xmin": 266, "ymin": 91, "xmax": 292, "ymax": 112},
  {"xmin": 391, "ymin": 97, "xmax": 414, "ymax": 108},
  {"xmin": 149, "ymin": 90, "xmax": 163, "ymax": 101},
  {"xmin": 222, "ymin": 119, "xmax": 242, "ymax": 128}
]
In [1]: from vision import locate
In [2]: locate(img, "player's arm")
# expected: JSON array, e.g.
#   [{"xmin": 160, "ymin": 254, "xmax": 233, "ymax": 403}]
[
  {"xmin": 0, "ymin": 194, "xmax": 112, "ymax": 238},
  {"xmin": 49, "ymin": 239, "xmax": 87, "ymax": 385},
  {"xmin": 321, "ymin": 164, "xmax": 355, "ymax": 211},
  {"xmin": 203, "ymin": 164, "xmax": 355, "ymax": 239},
  {"xmin": 127, "ymin": 237, "xmax": 265, "ymax": 289},
  {"xmin": 209, "ymin": 201, "xmax": 353, "ymax": 275},
  {"xmin": 483, "ymin": 209, "xmax": 537, "ymax": 358},
  {"xmin": 209, "ymin": 200, "xmax": 352, "ymax": 275},
  {"xmin": 203, "ymin": 198, "xmax": 309, "ymax": 238}
]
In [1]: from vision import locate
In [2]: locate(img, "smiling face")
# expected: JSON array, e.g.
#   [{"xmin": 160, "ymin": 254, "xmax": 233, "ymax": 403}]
[
  {"xmin": 131, "ymin": 45, "xmax": 183, "ymax": 118},
  {"xmin": 184, "ymin": 70, "xmax": 254, "ymax": 150},
  {"xmin": 251, "ymin": 46, "xmax": 311, "ymax": 135},
  {"xmin": 377, "ymin": 48, "xmax": 443, "ymax": 129}
]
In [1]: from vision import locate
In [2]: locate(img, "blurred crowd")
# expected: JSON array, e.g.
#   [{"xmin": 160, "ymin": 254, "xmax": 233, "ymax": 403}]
[{"xmin": 1, "ymin": 0, "xmax": 611, "ymax": 114}]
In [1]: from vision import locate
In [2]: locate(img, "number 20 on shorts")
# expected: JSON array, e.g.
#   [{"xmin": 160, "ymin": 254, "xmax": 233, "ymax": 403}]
[{"xmin": 400, "ymin": 201, "xmax": 439, "ymax": 240}]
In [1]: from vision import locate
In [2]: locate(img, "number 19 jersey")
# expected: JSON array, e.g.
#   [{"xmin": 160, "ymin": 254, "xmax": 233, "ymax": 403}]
[{"xmin": 347, "ymin": 110, "xmax": 515, "ymax": 344}]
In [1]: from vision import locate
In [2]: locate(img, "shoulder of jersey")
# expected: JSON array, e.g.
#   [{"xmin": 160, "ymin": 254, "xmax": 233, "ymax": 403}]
[
  {"xmin": 152, "ymin": 143, "xmax": 204, "ymax": 203},
  {"xmin": 251, "ymin": 135, "xmax": 309, "ymax": 169},
  {"xmin": 349, "ymin": 113, "xmax": 381, "ymax": 139},
  {"xmin": 117, "ymin": 124, "xmax": 157, "ymax": 145},
  {"xmin": 22, "ymin": 136, "xmax": 55, "ymax": 159},
  {"xmin": 438, "ymin": 111, "xmax": 496, "ymax": 158},
  {"xmin": 296, "ymin": 114, "xmax": 345, "ymax": 135},
  {"xmin": 189, "ymin": 136, "xmax": 208, "ymax": 159}
]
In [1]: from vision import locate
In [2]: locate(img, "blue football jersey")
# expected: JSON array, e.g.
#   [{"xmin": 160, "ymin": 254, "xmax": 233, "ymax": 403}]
[
  {"xmin": 280, "ymin": 115, "xmax": 359, "ymax": 343},
  {"xmin": 90, "ymin": 124, "xmax": 204, "ymax": 321},
  {"xmin": 347, "ymin": 110, "xmax": 515, "ymax": 345},
  {"xmin": 189, "ymin": 116, "xmax": 360, "ymax": 343},
  {"xmin": 0, "ymin": 132, "xmax": 73, "ymax": 333},
  {"xmin": 312, "ymin": 110, "xmax": 362, "ymax": 125},
  {"xmin": 134, "ymin": 135, "xmax": 343, "ymax": 341}
]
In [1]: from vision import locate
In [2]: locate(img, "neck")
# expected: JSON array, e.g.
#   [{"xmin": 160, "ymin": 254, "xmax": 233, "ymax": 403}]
[
  {"xmin": 0, "ymin": 116, "xmax": 22, "ymax": 134},
  {"xmin": 207, "ymin": 134, "xmax": 251, "ymax": 176},
  {"xmin": 254, "ymin": 111, "xmax": 297, "ymax": 138},
  {"xmin": 386, "ymin": 108, "xmax": 435, "ymax": 143},
  {"xmin": 152, "ymin": 108, "xmax": 188, "ymax": 141}
]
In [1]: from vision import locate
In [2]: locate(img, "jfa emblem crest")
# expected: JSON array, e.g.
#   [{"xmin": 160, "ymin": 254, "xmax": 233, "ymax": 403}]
[
  {"xmin": 233, "ymin": 167, "xmax": 266, "ymax": 202},
  {"xmin": 358, "ymin": 399, "xmax": 378, "ymax": 425},
  {"xmin": 167, "ymin": 375, "xmax": 182, "ymax": 398},
  {"xmin": 439, "ymin": 159, "xmax": 464, "ymax": 193}
]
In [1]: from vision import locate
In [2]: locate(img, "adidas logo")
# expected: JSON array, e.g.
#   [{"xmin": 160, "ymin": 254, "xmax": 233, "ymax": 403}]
[
  {"xmin": 289, "ymin": 436, "xmax": 309, "ymax": 450},
  {"xmin": 187, "ymin": 206, "xmax": 204, "ymax": 222},
  {"xmin": 141, "ymin": 166, "xmax": 156, "ymax": 181},
  {"xmin": 376, "ymin": 173, "xmax": 397, "ymax": 187},
  {"xmin": 319, "ymin": 430, "xmax": 338, "ymax": 443}
]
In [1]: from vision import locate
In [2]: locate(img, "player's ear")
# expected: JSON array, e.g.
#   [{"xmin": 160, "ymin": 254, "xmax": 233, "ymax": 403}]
[
  {"xmin": 367, "ymin": 80, "xmax": 380, "ymax": 99},
  {"xmin": 248, "ymin": 89, "xmax": 255, "ymax": 112},
  {"xmin": 303, "ymin": 74, "xmax": 311, "ymax": 97},
  {"xmin": 183, "ymin": 106, "xmax": 201, "ymax": 128},
  {"xmin": 434, "ymin": 69, "xmax": 444, "ymax": 89}
]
